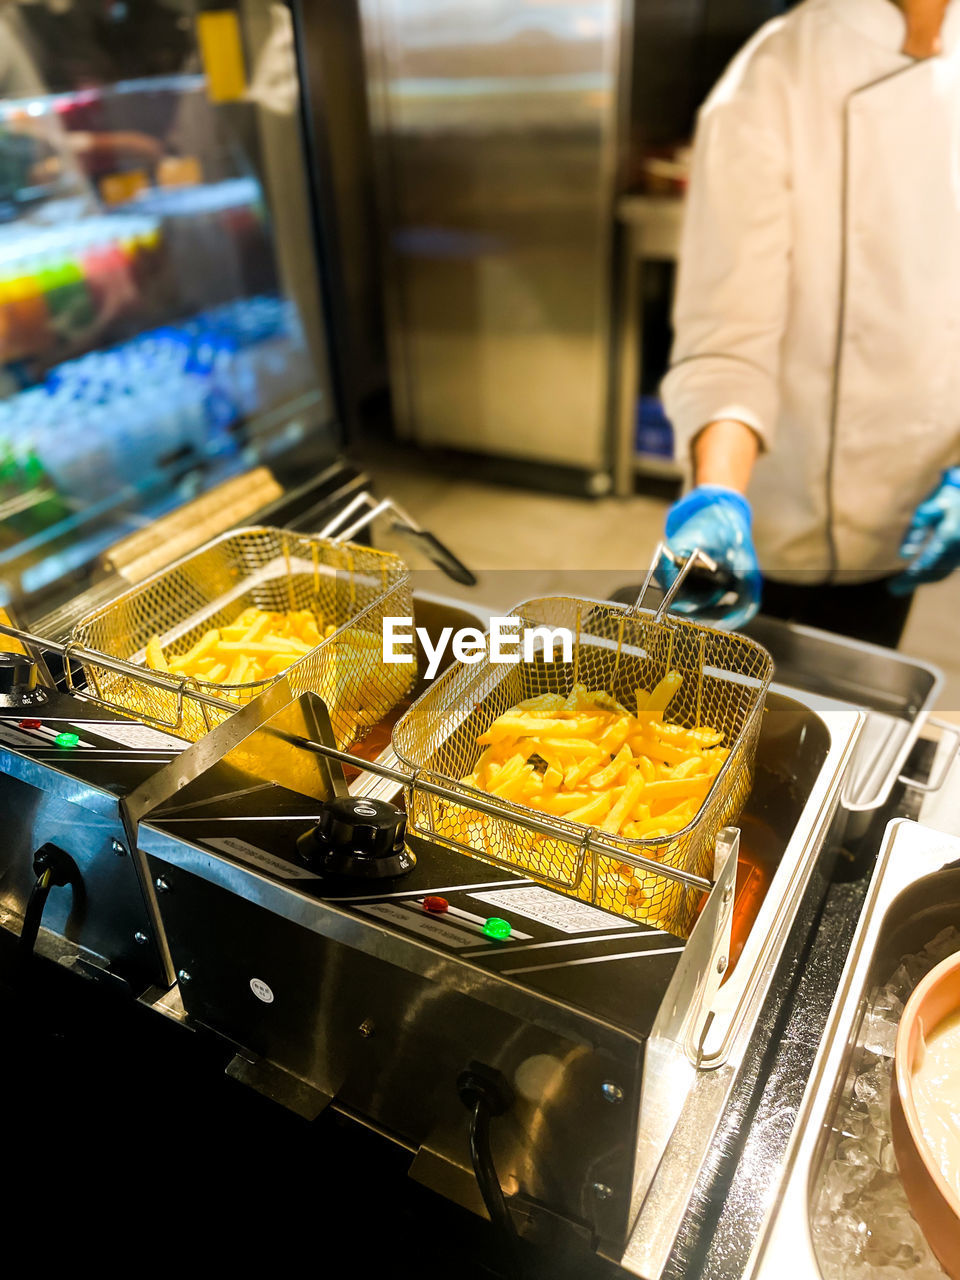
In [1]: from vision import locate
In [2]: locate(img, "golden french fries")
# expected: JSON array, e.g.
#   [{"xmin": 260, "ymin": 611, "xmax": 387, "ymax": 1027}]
[
  {"xmin": 144, "ymin": 607, "xmax": 333, "ymax": 688},
  {"xmin": 460, "ymin": 676, "xmax": 728, "ymax": 843},
  {"xmin": 144, "ymin": 606, "xmax": 417, "ymax": 744}
]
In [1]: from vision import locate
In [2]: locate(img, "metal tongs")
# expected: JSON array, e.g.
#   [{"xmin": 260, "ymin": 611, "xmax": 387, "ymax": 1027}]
[
  {"xmin": 633, "ymin": 543, "xmax": 739, "ymax": 621},
  {"xmin": 320, "ymin": 492, "xmax": 477, "ymax": 587}
]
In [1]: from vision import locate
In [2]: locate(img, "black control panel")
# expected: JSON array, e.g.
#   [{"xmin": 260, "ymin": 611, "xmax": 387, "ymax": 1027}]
[{"xmin": 146, "ymin": 805, "xmax": 686, "ymax": 1040}]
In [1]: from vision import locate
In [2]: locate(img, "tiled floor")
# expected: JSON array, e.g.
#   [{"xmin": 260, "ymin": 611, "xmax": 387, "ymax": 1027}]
[{"xmin": 360, "ymin": 447, "xmax": 960, "ymax": 713}]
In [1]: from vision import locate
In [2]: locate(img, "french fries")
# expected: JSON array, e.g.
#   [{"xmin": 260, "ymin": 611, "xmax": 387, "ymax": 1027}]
[
  {"xmin": 460, "ymin": 676, "xmax": 728, "ymax": 842},
  {"xmin": 144, "ymin": 607, "xmax": 337, "ymax": 688}
]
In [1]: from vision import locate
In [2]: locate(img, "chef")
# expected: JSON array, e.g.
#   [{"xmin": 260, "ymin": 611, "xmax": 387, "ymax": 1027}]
[{"xmin": 658, "ymin": 0, "xmax": 960, "ymax": 645}]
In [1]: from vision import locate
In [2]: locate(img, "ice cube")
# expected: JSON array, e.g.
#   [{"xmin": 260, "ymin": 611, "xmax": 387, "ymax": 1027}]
[
  {"xmin": 862, "ymin": 1008, "xmax": 899, "ymax": 1058},
  {"xmin": 879, "ymin": 1137, "xmax": 898, "ymax": 1174},
  {"xmin": 871, "ymin": 985, "xmax": 904, "ymax": 1020},
  {"xmin": 886, "ymin": 962, "xmax": 916, "ymax": 1002},
  {"xmin": 810, "ymin": 931, "xmax": 955, "ymax": 1280}
]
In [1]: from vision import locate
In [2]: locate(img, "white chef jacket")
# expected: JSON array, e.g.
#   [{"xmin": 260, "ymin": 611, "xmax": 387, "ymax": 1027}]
[{"xmin": 661, "ymin": 0, "xmax": 960, "ymax": 582}]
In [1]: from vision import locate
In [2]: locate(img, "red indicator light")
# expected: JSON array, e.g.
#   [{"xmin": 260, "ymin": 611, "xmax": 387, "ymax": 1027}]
[
  {"xmin": 423, "ymin": 896, "xmax": 449, "ymax": 914},
  {"xmin": 19, "ymin": 719, "xmax": 42, "ymax": 730}
]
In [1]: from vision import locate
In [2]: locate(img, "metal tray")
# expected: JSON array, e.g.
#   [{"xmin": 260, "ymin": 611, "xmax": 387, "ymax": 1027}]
[
  {"xmin": 745, "ymin": 616, "xmax": 954, "ymax": 817},
  {"xmin": 619, "ymin": 697, "xmax": 862, "ymax": 1279},
  {"xmin": 746, "ymin": 818, "xmax": 960, "ymax": 1280}
]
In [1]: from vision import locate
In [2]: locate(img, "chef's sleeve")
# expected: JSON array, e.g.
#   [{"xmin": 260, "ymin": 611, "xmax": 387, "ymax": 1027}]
[{"xmin": 661, "ymin": 97, "xmax": 791, "ymax": 459}]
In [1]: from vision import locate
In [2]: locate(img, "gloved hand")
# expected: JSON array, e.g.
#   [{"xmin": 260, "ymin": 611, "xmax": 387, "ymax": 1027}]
[
  {"xmin": 889, "ymin": 467, "xmax": 960, "ymax": 596},
  {"xmin": 655, "ymin": 485, "xmax": 762, "ymax": 630}
]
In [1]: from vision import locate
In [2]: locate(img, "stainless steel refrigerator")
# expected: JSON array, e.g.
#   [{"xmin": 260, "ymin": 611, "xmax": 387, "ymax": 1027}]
[
  {"xmin": 355, "ymin": 0, "xmax": 786, "ymax": 491},
  {"xmin": 358, "ymin": 0, "xmax": 628, "ymax": 488}
]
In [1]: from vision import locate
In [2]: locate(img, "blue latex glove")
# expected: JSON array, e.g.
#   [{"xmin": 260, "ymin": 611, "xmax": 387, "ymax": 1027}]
[
  {"xmin": 889, "ymin": 467, "xmax": 960, "ymax": 596},
  {"xmin": 656, "ymin": 485, "xmax": 762, "ymax": 630}
]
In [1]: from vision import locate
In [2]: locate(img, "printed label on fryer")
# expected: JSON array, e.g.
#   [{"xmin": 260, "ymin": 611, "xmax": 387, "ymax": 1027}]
[
  {"xmin": 68, "ymin": 720, "xmax": 189, "ymax": 752},
  {"xmin": 0, "ymin": 723, "xmax": 45, "ymax": 748},
  {"xmin": 206, "ymin": 836, "xmax": 321, "ymax": 882},
  {"xmin": 356, "ymin": 901, "xmax": 476, "ymax": 949},
  {"xmin": 469, "ymin": 888, "xmax": 637, "ymax": 934},
  {"xmin": 249, "ymin": 978, "xmax": 275, "ymax": 1004}
]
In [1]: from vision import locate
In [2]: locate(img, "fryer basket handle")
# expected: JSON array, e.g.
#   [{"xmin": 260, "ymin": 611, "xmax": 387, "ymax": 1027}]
[
  {"xmin": 632, "ymin": 543, "xmax": 723, "ymax": 623},
  {"xmin": 320, "ymin": 491, "xmax": 476, "ymax": 586},
  {"xmin": 898, "ymin": 715, "xmax": 960, "ymax": 795}
]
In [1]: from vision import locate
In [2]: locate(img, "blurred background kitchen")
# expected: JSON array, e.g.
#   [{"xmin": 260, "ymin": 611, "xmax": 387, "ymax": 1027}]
[{"xmin": 1, "ymin": 0, "xmax": 956, "ymax": 702}]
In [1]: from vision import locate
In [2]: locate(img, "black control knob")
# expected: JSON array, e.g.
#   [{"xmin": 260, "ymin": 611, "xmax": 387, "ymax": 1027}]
[
  {"xmin": 0, "ymin": 652, "xmax": 42, "ymax": 706},
  {"xmin": 297, "ymin": 796, "xmax": 416, "ymax": 881}
]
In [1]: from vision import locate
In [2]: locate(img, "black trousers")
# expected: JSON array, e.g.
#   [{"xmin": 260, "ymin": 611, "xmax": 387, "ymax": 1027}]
[{"xmin": 759, "ymin": 576, "xmax": 913, "ymax": 649}]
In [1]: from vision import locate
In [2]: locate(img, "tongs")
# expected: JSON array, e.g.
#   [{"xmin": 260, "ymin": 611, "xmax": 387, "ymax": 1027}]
[
  {"xmin": 320, "ymin": 492, "xmax": 477, "ymax": 587},
  {"xmin": 634, "ymin": 543, "xmax": 739, "ymax": 621}
]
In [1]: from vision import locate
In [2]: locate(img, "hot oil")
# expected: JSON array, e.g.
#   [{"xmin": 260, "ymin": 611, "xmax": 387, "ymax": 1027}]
[
  {"xmin": 341, "ymin": 696, "xmax": 415, "ymax": 784},
  {"xmin": 726, "ymin": 812, "xmax": 779, "ymax": 971},
  {"xmin": 720, "ymin": 756, "xmax": 808, "ymax": 976}
]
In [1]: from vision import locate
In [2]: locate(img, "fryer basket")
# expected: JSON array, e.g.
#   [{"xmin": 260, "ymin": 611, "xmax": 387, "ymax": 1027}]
[
  {"xmin": 392, "ymin": 596, "xmax": 773, "ymax": 935},
  {"xmin": 72, "ymin": 526, "xmax": 414, "ymax": 748}
]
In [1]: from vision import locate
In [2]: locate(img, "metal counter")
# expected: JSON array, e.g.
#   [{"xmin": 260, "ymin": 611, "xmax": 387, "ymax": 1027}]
[{"xmin": 0, "ymin": 603, "xmax": 953, "ymax": 1279}]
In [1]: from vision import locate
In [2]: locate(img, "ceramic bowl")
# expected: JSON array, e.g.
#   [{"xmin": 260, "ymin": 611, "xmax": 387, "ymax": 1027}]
[{"xmin": 891, "ymin": 951, "xmax": 960, "ymax": 1279}]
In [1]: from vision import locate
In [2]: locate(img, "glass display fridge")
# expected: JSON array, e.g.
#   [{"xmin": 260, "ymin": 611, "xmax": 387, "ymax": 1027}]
[{"xmin": 0, "ymin": 0, "xmax": 351, "ymax": 619}]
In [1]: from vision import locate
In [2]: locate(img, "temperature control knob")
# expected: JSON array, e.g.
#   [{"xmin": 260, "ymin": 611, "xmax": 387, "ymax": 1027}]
[
  {"xmin": 0, "ymin": 652, "xmax": 43, "ymax": 706},
  {"xmin": 297, "ymin": 796, "xmax": 415, "ymax": 881}
]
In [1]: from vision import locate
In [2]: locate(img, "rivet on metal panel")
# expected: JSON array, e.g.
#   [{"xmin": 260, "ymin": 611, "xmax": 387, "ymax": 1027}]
[
  {"xmin": 722, "ymin": 884, "xmax": 733, "ymax": 905},
  {"xmin": 155, "ymin": 877, "xmax": 170, "ymax": 893},
  {"xmin": 716, "ymin": 955, "xmax": 728, "ymax": 975},
  {"xmin": 177, "ymin": 969, "xmax": 192, "ymax": 982},
  {"xmin": 134, "ymin": 931, "xmax": 149, "ymax": 945},
  {"xmin": 601, "ymin": 1081, "xmax": 624, "ymax": 1104},
  {"xmin": 358, "ymin": 1019, "xmax": 375, "ymax": 1038},
  {"xmin": 111, "ymin": 839, "xmax": 126, "ymax": 856},
  {"xmin": 592, "ymin": 1183, "xmax": 614, "ymax": 1201}
]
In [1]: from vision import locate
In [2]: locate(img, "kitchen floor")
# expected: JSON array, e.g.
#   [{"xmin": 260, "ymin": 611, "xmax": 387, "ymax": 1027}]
[{"xmin": 360, "ymin": 446, "xmax": 960, "ymax": 713}]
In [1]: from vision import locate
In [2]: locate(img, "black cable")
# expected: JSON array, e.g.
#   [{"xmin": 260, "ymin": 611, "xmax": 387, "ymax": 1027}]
[
  {"xmin": 18, "ymin": 868, "xmax": 53, "ymax": 974},
  {"xmin": 468, "ymin": 1097, "xmax": 517, "ymax": 1246},
  {"xmin": 458, "ymin": 1062, "xmax": 521, "ymax": 1278},
  {"xmin": 17, "ymin": 844, "xmax": 79, "ymax": 977}
]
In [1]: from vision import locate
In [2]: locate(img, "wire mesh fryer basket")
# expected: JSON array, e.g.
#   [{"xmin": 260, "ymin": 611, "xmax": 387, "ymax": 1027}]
[
  {"xmin": 392, "ymin": 596, "xmax": 774, "ymax": 936},
  {"xmin": 72, "ymin": 526, "xmax": 415, "ymax": 748}
]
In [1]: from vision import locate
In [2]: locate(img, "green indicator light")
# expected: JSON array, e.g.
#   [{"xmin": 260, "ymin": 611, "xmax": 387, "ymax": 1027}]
[
  {"xmin": 483, "ymin": 917, "xmax": 511, "ymax": 940},
  {"xmin": 55, "ymin": 731, "xmax": 80, "ymax": 748}
]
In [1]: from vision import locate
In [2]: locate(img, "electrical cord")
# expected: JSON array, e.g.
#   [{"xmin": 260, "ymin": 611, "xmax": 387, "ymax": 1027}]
[
  {"xmin": 18, "ymin": 844, "xmax": 79, "ymax": 976},
  {"xmin": 458, "ymin": 1062, "xmax": 521, "ymax": 1278},
  {"xmin": 468, "ymin": 1096, "xmax": 516, "ymax": 1243}
]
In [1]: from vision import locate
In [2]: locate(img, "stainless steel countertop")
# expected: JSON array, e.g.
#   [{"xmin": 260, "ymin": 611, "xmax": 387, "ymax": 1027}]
[{"xmin": 645, "ymin": 754, "xmax": 942, "ymax": 1280}]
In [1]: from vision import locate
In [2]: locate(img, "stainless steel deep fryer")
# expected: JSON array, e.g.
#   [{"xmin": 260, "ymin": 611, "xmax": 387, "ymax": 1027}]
[
  {"xmin": 392, "ymin": 590, "xmax": 774, "ymax": 936},
  {"xmin": 71, "ymin": 526, "xmax": 415, "ymax": 748}
]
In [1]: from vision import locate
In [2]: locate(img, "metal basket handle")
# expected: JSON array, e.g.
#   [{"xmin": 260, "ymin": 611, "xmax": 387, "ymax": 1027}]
[
  {"xmin": 631, "ymin": 543, "xmax": 724, "ymax": 623},
  {"xmin": 294, "ymin": 738, "xmax": 714, "ymax": 893},
  {"xmin": 0, "ymin": 619, "xmax": 237, "ymax": 732},
  {"xmin": 320, "ymin": 491, "xmax": 476, "ymax": 586}
]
